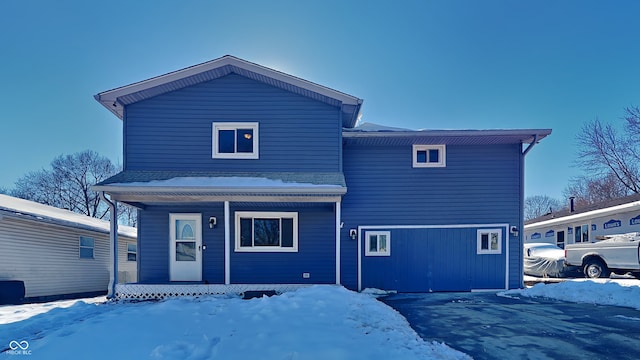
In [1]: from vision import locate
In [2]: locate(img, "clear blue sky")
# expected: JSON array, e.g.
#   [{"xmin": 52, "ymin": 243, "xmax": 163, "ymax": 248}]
[{"xmin": 2, "ymin": 1, "xmax": 639, "ymax": 200}]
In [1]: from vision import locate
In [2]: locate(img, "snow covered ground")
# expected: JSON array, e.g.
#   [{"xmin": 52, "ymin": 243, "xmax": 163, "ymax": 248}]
[
  {"xmin": 2, "ymin": 280, "xmax": 639, "ymax": 359},
  {"xmin": 501, "ymin": 278, "xmax": 640, "ymax": 310},
  {"xmin": 0, "ymin": 286, "xmax": 468, "ymax": 360}
]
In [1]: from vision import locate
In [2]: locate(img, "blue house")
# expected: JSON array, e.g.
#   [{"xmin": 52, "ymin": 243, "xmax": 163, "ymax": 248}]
[{"xmin": 93, "ymin": 55, "xmax": 550, "ymax": 299}]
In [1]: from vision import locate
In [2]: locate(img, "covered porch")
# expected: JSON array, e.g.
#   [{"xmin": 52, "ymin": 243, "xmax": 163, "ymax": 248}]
[{"xmin": 93, "ymin": 171, "xmax": 346, "ymax": 299}]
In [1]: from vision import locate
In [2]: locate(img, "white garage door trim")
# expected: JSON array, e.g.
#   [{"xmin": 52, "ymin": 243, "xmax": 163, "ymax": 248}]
[{"xmin": 357, "ymin": 224, "xmax": 511, "ymax": 292}]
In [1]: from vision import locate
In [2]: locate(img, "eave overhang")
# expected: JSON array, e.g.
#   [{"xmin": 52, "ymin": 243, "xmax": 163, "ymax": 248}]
[
  {"xmin": 95, "ymin": 55, "xmax": 363, "ymax": 128},
  {"xmin": 91, "ymin": 171, "xmax": 347, "ymax": 204},
  {"xmin": 343, "ymin": 128, "xmax": 552, "ymax": 146},
  {"xmin": 524, "ymin": 199, "xmax": 640, "ymax": 230}
]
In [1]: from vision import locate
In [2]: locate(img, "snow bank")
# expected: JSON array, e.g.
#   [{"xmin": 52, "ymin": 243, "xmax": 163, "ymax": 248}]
[
  {"xmin": 0, "ymin": 286, "xmax": 469, "ymax": 360},
  {"xmin": 499, "ymin": 279, "xmax": 640, "ymax": 310}
]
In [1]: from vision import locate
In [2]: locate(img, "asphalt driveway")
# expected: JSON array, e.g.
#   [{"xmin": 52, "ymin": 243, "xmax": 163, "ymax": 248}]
[{"xmin": 381, "ymin": 292, "xmax": 640, "ymax": 360}]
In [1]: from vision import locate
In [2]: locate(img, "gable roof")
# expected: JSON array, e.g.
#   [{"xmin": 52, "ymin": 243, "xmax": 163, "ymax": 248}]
[
  {"xmin": 343, "ymin": 122, "xmax": 552, "ymax": 145},
  {"xmin": 0, "ymin": 194, "xmax": 137, "ymax": 238},
  {"xmin": 95, "ymin": 55, "xmax": 363, "ymax": 128},
  {"xmin": 525, "ymin": 193, "xmax": 640, "ymax": 228}
]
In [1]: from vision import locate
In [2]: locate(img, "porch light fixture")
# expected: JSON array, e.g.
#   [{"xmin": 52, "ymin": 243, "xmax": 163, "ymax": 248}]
[
  {"xmin": 349, "ymin": 229, "xmax": 357, "ymax": 240},
  {"xmin": 209, "ymin": 217, "xmax": 217, "ymax": 229}
]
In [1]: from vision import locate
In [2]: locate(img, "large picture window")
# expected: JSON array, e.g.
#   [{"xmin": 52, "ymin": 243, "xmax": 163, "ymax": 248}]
[
  {"xmin": 235, "ymin": 212, "xmax": 298, "ymax": 252},
  {"xmin": 212, "ymin": 122, "xmax": 259, "ymax": 159}
]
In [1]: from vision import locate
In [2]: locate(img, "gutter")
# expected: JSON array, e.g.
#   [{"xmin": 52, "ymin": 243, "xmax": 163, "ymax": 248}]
[
  {"xmin": 525, "ymin": 200, "xmax": 640, "ymax": 229},
  {"xmin": 91, "ymin": 185, "xmax": 348, "ymax": 195},
  {"xmin": 100, "ymin": 192, "xmax": 118, "ymax": 299}
]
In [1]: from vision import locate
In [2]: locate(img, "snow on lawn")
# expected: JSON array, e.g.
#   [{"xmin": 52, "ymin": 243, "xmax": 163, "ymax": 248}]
[
  {"xmin": 0, "ymin": 286, "xmax": 469, "ymax": 360},
  {"xmin": 500, "ymin": 278, "xmax": 640, "ymax": 310}
]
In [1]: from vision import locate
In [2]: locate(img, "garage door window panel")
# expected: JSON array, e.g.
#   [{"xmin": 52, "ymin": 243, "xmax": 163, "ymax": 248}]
[
  {"xmin": 477, "ymin": 229, "xmax": 502, "ymax": 254},
  {"xmin": 365, "ymin": 231, "xmax": 390, "ymax": 256}
]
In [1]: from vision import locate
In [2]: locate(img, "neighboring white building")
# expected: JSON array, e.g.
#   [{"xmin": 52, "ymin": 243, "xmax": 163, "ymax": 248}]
[
  {"xmin": 524, "ymin": 194, "xmax": 640, "ymax": 249},
  {"xmin": 0, "ymin": 194, "xmax": 137, "ymax": 301}
]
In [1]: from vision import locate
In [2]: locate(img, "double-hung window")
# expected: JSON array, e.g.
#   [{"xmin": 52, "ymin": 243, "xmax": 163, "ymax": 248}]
[
  {"xmin": 212, "ymin": 122, "xmax": 259, "ymax": 159},
  {"xmin": 79, "ymin": 236, "xmax": 95, "ymax": 259},
  {"xmin": 477, "ymin": 229, "xmax": 502, "ymax": 254},
  {"xmin": 235, "ymin": 212, "xmax": 298, "ymax": 252},
  {"xmin": 127, "ymin": 243, "xmax": 137, "ymax": 261},
  {"xmin": 413, "ymin": 145, "xmax": 446, "ymax": 168}
]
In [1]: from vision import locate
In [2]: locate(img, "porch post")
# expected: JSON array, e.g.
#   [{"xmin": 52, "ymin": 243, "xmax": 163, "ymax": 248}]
[
  {"xmin": 100, "ymin": 192, "xmax": 118, "ymax": 298},
  {"xmin": 224, "ymin": 201, "xmax": 230, "ymax": 285},
  {"xmin": 335, "ymin": 201, "xmax": 341, "ymax": 285}
]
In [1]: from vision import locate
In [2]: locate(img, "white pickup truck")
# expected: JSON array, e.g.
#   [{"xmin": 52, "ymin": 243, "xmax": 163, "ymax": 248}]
[{"xmin": 564, "ymin": 232, "xmax": 640, "ymax": 278}]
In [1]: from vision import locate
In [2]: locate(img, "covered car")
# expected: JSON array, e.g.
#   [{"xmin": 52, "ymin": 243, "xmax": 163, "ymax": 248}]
[{"xmin": 524, "ymin": 243, "xmax": 572, "ymax": 278}]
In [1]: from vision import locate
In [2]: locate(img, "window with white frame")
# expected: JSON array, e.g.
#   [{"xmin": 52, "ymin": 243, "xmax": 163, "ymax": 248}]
[
  {"xmin": 365, "ymin": 231, "xmax": 390, "ymax": 256},
  {"xmin": 235, "ymin": 212, "xmax": 298, "ymax": 252},
  {"xmin": 413, "ymin": 145, "xmax": 446, "ymax": 168},
  {"xmin": 127, "ymin": 243, "xmax": 137, "ymax": 261},
  {"xmin": 477, "ymin": 229, "xmax": 502, "ymax": 254},
  {"xmin": 212, "ymin": 122, "xmax": 259, "ymax": 159},
  {"xmin": 79, "ymin": 236, "xmax": 95, "ymax": 259}
]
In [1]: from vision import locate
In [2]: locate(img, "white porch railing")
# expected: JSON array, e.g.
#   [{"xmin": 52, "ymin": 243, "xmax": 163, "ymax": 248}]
[{"xmin": 114, "ymin": 283, "xmax": 310, "ymax": 301}]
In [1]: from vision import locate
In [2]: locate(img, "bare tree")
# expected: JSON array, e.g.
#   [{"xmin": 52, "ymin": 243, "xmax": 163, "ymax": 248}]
[
  {"xmin": 576, "ymin": 107, "xmax": 640, "ymax": 194},
  {"xmin": 563, "ymin": 173, "xmax": 631, "ymax": 207},
  {"xmin": 525, "ymin": 195, "xmax": 563, "ymax": 221},
  {"xmin": 11, "ymin": 150, "xmax": 137, "ymax": 227},
  {"xmin": 0, "ymin": 187, "xmax": 8, "ymax": 194}
]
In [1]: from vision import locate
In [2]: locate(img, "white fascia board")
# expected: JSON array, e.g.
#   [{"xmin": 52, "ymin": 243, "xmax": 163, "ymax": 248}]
[
  {"xmin": 96, "ymin": 55, "xmax": 362, "ymax": 116},
  {"xmin": 524, "ymin": 201, "xmax": 640, "ymax": 230},
  {"xmin": 92, "ymin": 185, "xmax": 346, "ymax": 195},
  {"xmin": 343, "ymin": 129, "xmax": 552, "ymax": 142}
]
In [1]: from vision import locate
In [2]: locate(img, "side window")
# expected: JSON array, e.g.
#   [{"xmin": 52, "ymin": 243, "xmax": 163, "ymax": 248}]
[
  {"xmin": 365, "ymin": 231, "xmax": 390, "ymax": 256},
  {"xmin": 574, "ymin": 225, "xmax": 589, "ymax": 243},
  {"xmin": 212, "ymin": 122, "xmax": 259, "ymax": 159},
  {"xmin": 413, "ymin": 145, "xmax": 446, "ymax": 168},
  {"xmin": 477, "ymin": 229, "xmax": 501, "ymax": 254},
  {"xmin": 79, "ymin": 236, "xmax": 95, "ymax": 259},
  {"xmin": 127, "ymin": 243, "xmax": 137, "ymax": 262}
]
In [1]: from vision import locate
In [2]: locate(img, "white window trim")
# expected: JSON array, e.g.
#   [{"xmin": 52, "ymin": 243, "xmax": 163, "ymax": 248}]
[
  {"xmin": 212, "ymin": 122, "xmax": 259, "ymax": 159},
  {"xmin": 477, "ymin": 229, "xmax": 502, "ymax": 254},
  {"xmin": 364, "ymin": 231, "xmax": 391, "ymax": 256},
  {"xmin": 235, "ymin": 211, "xmax": 298, "ymax": 252},
  {"xmin": 412, "ymin": 144, "xmax": 446, "ymax": 168},
  {"xmin": 79, "ymin": 236, "xmax": 95, "ymax": 259}
]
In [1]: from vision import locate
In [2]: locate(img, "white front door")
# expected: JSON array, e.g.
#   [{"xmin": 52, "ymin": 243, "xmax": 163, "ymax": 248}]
[{"xmin": 169, "ymin": 213, "xmax": 202, "ymax": 281}]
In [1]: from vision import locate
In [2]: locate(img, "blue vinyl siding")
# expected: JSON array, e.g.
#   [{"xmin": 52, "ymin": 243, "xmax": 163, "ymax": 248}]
[
  {"xmin": 124, "ymin": 74, "xmax": 342, "ymax": 172},
  {"xmin": 230, "ymin": 205, "xmax": 335, "ymax": 284},
  {"xmin": 137, "ymin": 204, "xmax": 336, "ymax": 285},
  {"xmin": 341, "ymin": 142, "xmax": 522, "ymax": 290},
  {"xmin": 138, "ymin": 205, "xmax": 225, "ymax": 284}
]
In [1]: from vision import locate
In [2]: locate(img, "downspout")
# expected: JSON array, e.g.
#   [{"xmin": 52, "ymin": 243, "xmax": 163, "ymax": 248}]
[
  {"xmin": 100, "ymin": 191, "xmax": 118, "ymax": 299},
  {"xmin": 519, "ymin": 135, "xmax": 538, "ymax": 288}
]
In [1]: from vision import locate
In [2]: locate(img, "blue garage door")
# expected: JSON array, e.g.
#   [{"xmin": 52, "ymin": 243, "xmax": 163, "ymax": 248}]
[{"xmin": 361, "ymin": 227, "xmax": 506, "ymax": 292}]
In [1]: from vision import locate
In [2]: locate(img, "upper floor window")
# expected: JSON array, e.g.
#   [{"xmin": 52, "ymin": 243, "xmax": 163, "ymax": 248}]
[
  {"xmin": 413, "ymin": 145, "xmax": 446, "ymax": 168},
  {"xmin": 212, "ymin": 122, "xmax": 259, "ymax": 159}
]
